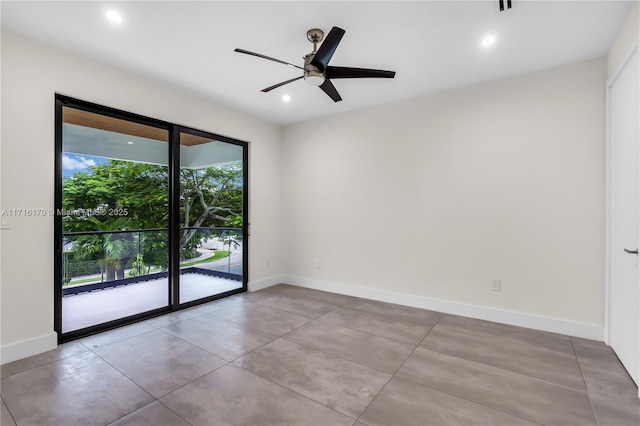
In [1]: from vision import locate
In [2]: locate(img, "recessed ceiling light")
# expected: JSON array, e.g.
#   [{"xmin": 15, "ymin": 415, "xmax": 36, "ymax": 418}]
[
  {"xmin": 282, "ymin": 95, "xmax": 291, "ymax": 103},
  {"xmin": 481, "ymin": 35, "xmax": 496, "ymax": 47},
  {"xmin": 127, "ymin": 141, "xmax": 134, "ymax": 145},
  {"xmin": 106, "ymin": 10, "xmax": 123, "ymax": 24}
]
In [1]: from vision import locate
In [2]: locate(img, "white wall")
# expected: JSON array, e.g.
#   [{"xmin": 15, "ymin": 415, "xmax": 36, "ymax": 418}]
[
  {"xmin": 0, "ymin": 30, "xmax": 282, "ymax": 360},
  {"xmin": 607, "ymin": 2, "xmax": 639, "ymax": 76},
  {"xmin": 282, "ymin": 58, "xmax": 606, "ymax": 334}
]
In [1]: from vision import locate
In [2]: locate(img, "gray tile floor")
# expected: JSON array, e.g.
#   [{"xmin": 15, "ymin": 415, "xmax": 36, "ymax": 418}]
[{"xmin": 2, "ymin": 284, "xmax": 639, "ymax": 426}]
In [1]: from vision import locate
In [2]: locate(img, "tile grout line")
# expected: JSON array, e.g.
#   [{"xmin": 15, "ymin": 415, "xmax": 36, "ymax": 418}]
[
  {"xmin": 342, "ymin": 301, "xmax": 442, "ymax": 325},
  {"xmin": 226, "ymin": 286, "xmax": 371, "ymax": 419},
  {"xmin": 227, "ymin": 362, "xmax": 360, "ymax": 422},
  {"xmin": 88, "ymin": 327, "xmax": 227, "ymax": 389},
  {"xmin": 273, "ymin": 304, "xmax": 404, "ymax": 373},
  {"xmin": 571, "ymin": 338, "xmax": 603, "ymax": 426},
  {"xmin": 227, "ymin": 298, "xmax": 420, "ymax": 421},
  {"xmin": 57, "ymin": 347, "xmax": 157, "ymax": 426},
  {"xmin": 0, "ymin": 339, "xmax": 100, "ymax": 380},
  {"xmin": 88, "ymin": 347, "xmax": 156, "ymax": 399},
  {"xmin": 569, "ymin": 337, "xmax": 591, "ymax": 391},
  {"xmin": 390, "ymin": 314, "xmax": 552, "ymax": 426},
  {"xmin": 156, "ymin": 324, "xmax": 269, "ymax": 364},
  {"xmin": 354, "ymin": 313, "xmax": 444, "ymax": 423},
  {"xmin": 101, "ymin": 401, "xmax": 149, "ymax": 426},
  {"xmin": 248, "ymin": 298, "xmax": 338, "ymax": 320},
  {"xmin": 160, "ymin": 297, "xmax": 339, "ymax": 369},
  {"xmin": 151, "ymin": 307, "xmax": 308, "ymax": 374},
  {"xmin": 149, "ymin": 363, "xmax": 230, "ymax": 426},
  {"xmin": 402, "ymin": 343, "xmax": 603, "ymax": 395},
  {"xmin": 277, "ymin": 331, "xmax": 400, "ymax": 377},
  {"xmin": 0, "ymin": 352, "xmax": 82, "ymax": 381},
  {"xmin": 92, "ymin": 332, "xmax": 227, "ymax": 426},
  {"xmin": 157, "ymin": 399, "xmax": 196, "ymax": 426},
  {"xmin": 103, "ymin": 399, "xmax": 196, "ymax": 426},
  {"xmin": 310, "ymin": 320, "xmax": 422, "ymax": 346},
  {"xmin": 344, "ymin": 303, "xmax": 575, "ymax": 358},
  {"xmin": 205, "ymin": 301, "xmax": 316, "ymax": 337},
  {"xmin": 81, "ymin": 325, "xmax": 158, "ymax": 351},
  {"xmin": 416, "ymin": 343, "xmax": 587, "ymax": 391},
  {"xmin": 267, "ymin": 298, "xmax": 445, "ymax": 377},
  {"xmin": 340, "ymin": 305, "xmax": 437, "ymax": 325},
  {"xmin": 1, "ymin": 397, "xmax": 18, "ymax": 426},
  {"xmin": 398, "ymin": 345, "xmax": 597, "ymax": 426},
  {"xmin": 241, "ymin": 289, "xmax": 344, "ymax": 319},
  {"xmin": 316, "ymin": 307, "xmax": 439, "ymax": 346},
  {"xmin": 434, "ymin": 323, "xmax": 576, "ymax": 357}
]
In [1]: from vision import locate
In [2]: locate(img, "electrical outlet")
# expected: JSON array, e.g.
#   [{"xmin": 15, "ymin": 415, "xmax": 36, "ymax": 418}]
[
  {"xmin": 315, "ymin": 259, "xmax": 320, "ymax": 268},
  {"xmin": 265, "ymin": 258, "xmax": 270, "ymax": 267},
  {"xmin": 491, "ymin": 280, "xmax": 502, "ymax": 291}
]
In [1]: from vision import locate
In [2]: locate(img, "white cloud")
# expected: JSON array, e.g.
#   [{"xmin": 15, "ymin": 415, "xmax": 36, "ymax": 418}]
[{"xmin": 63, "ymin": 155, "xmax": 96, "ymax": 170}]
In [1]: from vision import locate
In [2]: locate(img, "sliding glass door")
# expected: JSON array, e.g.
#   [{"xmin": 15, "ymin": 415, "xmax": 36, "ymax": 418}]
[
  {"xmin": 58, "ymin": 105, "xmax": 170, "ymax": 335},
  {"xmin": 55, "ymin": 96, "xmax": 248, "ymax": 341},
  {"xmin": 177, "ymin": 128, "xmax": 246, "ymax": 304}
]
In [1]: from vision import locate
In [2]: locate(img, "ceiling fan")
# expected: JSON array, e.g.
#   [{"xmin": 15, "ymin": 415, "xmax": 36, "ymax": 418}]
[{"xmin": 234, "ymin": 26, "xmax": 396, "ymax": 102}]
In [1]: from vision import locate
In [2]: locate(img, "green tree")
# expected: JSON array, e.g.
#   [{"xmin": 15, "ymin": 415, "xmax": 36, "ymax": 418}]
[
  {"xmin": 64, "ymin": 161, "xmax": 170, "ymax": 279},
  {"xmin": 63, "ymin": 159, "xmax": 242, "ymax": 280},
  {"xmin": 179, "ymin": 165, "xmax": 243, "ymax": 250},
  {"xmin": 127, "ymin": 254, "xmax": 147, "ymax": 278},
  {"xmin": 71, "ymin": 217, "xmax": 134, "ymax": 281},
  {"xmin": 63, "ymin": 160, "xmax": 169, "ymax": 233}
]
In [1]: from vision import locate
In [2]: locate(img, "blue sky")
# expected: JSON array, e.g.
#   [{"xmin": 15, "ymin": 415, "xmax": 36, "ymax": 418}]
[{"xmin": 62, "ymin": 154, "xmax": 108, "ymax": 178}]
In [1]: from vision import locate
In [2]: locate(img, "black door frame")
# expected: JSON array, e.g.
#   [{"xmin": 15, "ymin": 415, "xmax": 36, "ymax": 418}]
[{"xmin": 54, "ymin": 94, "xmax": 249, "ymax": 342}]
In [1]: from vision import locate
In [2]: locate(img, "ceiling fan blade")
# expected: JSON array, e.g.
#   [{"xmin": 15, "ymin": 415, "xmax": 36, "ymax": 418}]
[
  {"xmin": 319, "ymin": 79, "xmax": 342, "ymax": 102},
  {"xmin": 325, "ymin": 66, "xmax": 396, "ymax": 79},
  {"xmin": 234, "ymin": 48, "xmax": 304, "ymax": 70},
  {"xmin": 310, "ymin": 27, "xmax": 345, "ymax": 72},
  {"xmin": 261, "ymin": 76, "xmax": 304, "ymax": 93}
]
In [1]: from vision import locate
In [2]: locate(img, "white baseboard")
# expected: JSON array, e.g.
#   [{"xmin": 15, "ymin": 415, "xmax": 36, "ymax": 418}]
[
  {"xmin": 282, "ymin": 275, "xmax": 604, "ymax": 341},
  {"xmin": 248, "ymin": 274, "xmax": 283, "ymax": 292},
  {"xmin": 0, "ymin": 332, "xmax": 57, "ymax": 365}
]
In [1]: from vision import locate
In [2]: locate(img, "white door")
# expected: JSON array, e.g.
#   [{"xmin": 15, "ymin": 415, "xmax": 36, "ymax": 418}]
[{"xmin": 609, "ymin": 45, "xmax": 639, "ymax": 388}]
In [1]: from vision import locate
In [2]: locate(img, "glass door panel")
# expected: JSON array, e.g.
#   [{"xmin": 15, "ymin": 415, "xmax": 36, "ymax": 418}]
[
  {"xmin": 178, "ymin": 130, "xmax": 245, "ymax": 304},
  {"xmin": 60, "ymin": 106, "xmax": 170, "ymax": 333}
]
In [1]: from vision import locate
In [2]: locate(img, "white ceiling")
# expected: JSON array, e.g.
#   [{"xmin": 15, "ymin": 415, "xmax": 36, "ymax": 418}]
[{"xmin": 1, "ymin": 1, "xmax": 635, "ymax": 125}]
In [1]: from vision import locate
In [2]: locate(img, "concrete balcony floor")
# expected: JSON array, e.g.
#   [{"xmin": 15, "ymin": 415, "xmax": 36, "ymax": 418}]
[{"xmin": 62, "ymin": 273, "xmax": 243, "ymax": 333}]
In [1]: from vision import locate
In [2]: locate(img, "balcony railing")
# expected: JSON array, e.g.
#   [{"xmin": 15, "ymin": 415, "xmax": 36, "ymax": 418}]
[{"xmin": 62, "ymin": 227, "xmax": 242, "ymax": 296}]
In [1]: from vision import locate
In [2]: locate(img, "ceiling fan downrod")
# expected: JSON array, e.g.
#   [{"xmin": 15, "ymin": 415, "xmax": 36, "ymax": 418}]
[{"xmin": 306, "ymin": 28, "xmax": 325, "ymax": 53}]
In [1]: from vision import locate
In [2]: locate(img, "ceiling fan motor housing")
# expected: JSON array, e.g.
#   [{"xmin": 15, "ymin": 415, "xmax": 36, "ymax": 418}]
[{"xmin": 303, "ymin": 53, "xmax": 325, "ymax": 86}]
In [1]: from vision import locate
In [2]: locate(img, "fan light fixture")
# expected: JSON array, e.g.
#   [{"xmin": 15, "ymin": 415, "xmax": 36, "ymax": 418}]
[{"xmin": 305, "ymin": 74, "xmax": 325, "ymax": 87}]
